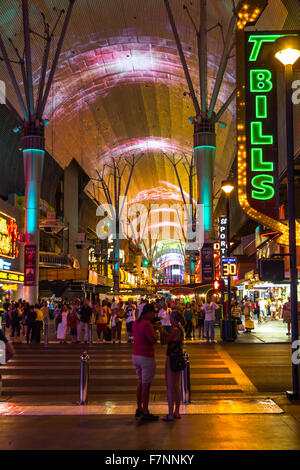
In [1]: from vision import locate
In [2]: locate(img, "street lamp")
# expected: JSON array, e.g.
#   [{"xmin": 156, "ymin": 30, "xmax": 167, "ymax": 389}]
[
  {"xmin": 221, "ymin": 179, "xmax": 235, "ymax": 341},
  {"xmin": 274, "ymin": 36, "xmax": 300, "ymax": 400}
]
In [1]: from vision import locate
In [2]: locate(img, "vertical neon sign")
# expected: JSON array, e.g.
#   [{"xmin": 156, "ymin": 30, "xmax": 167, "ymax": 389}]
[
  {"xmin": 236, "ymin": 3, "xmax": 300, "ymax": 246},
  {"xmin": 246, "ymin": 33, "xmax": 281, "ymax": 219}
]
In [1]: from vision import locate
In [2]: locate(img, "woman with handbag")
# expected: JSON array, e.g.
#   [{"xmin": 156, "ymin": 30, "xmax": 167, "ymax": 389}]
[{"xmin": 161, "ymin": 311, "xmax": 185, "ymax": 422}]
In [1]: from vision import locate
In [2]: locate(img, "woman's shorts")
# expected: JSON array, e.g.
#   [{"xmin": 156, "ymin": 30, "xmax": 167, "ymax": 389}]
[{"xmin": 132, "ymin": 355, "xmax": 156, "ymax": 384}]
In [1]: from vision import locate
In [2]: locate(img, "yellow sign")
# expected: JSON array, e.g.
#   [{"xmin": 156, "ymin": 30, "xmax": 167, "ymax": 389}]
[
  {"xmin": 221, "ymin": 258, "xmax": 237, "ymax": 277},
  {"xmin": 0, "ymin": 270, "xmax": 24, "ymax": 283},
  {"xmin": 1, "ymin": 284, "xmax": 18, "ymax": 291}
]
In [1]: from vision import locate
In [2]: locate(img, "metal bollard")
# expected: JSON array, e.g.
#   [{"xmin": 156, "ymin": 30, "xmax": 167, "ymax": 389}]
[
  {"xmin": 79, "ymin": 352, "xmax": 89, "ymax": 405},
  {"xmin": 181, "ymin": 352, "xmax": 191, "ymax": 404},
  {"xmin": 44, "ymin": 323, "xmax": 48, "ymax": 344},
  {"xmin": 88, "ymin": 324, "xmax": 93, "ymax": 345}
]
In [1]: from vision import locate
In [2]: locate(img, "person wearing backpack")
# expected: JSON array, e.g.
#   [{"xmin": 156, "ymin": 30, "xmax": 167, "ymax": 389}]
[{"xmin": 160, "ymin": 311, "xmax": 185, "ymax": 421}]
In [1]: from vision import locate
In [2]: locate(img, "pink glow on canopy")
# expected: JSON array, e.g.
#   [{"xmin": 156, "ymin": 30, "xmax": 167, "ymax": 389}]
[
  {"xmin": 42, "ymin": 33, "xmax": 235, "ymax": 120},
  {"xmin": 161, "ymin": 181, "xmax": 197, "ymax": 205},
  {"xmin": 128, "ymin": 185, "xmax": 184, "ymax": 204},
  {"xmin": 92, "ymin": 137, "xmax": 192, "ymax": 169}
]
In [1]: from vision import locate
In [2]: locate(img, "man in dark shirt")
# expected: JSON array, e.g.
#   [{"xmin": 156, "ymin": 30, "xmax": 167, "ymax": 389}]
[
  {"xmin": 77, "ymin": 299, "xmax": 92, "ymax": 343},
  {"xmin": 26, "ymin": 305, "xmax": 37, "ymax": 344}
]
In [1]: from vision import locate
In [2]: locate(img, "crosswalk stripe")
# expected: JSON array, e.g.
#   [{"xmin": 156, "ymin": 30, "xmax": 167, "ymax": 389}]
[
  {"xmin": 1, "ymin": 373, "xmax": 234, "ymax": 380},
  {"xmin": 0, "ymin": 344, "xmax": 255, "ymax": 399},
  {"xmin": 1, "ymin": 365, "xmax": 231, "ymax": 370},
  {"xmin": 2, "ymin": 385, "xmax": 242, "ymax": 393}
]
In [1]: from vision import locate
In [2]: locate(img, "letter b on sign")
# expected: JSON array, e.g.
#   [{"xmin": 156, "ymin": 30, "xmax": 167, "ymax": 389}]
[{"xmin": 250, "ymin": 70, "xmax": 273, "ymax": 93}]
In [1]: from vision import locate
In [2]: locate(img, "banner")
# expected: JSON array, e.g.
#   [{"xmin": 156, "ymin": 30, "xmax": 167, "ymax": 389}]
[
  {"xmin": 24, "ymin": 245, "xmax": 36, "ymax": 287},
  {"xmin": 201, "ymin": 243, "xmax": 214, "ymax": 284}
]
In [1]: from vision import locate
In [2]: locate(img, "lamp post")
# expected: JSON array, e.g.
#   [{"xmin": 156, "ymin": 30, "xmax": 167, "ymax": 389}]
[
  {"xmin": 221, "ymin": 179, "xmax": 235, "ymax": 341},
  {"xmin": 275, "ymin": 37, "xmax": 300, "ymax": 400}
]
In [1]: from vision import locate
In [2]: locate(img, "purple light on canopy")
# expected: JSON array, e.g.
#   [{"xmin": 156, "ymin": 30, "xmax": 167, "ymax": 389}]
[
  {"xmin": 42, "ymin": 32, "xmax": 235, "ymax": 121},
  {"xmin": 94, "ymin": 137, "xmax": 192, "ymax": 168}
]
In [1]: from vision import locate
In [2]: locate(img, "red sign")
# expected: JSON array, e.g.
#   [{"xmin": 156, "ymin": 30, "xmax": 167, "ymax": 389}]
[{"xmin": 24, "ymin": 245, "xmax": 36, "ymax": 286}]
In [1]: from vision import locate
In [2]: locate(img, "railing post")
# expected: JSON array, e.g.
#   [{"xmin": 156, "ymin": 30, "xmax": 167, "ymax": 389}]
[
  {"xmin": 78, "ymin": 351, "xmax": 89, "ymax": 405},
  {"xmin": 88, "ymin": 324, "xmax": 93, "ymax": 345},
  {"xmin": 181, "ymin": 351, "xmax": 191, "ymax": 404},
  {"xmin": 44, "ymin": 323, "xmax": 48, "ymax": 344}
]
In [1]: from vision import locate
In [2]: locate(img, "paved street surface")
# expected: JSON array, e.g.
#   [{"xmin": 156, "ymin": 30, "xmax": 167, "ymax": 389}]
[
  {"xmin": 0, "ymin": 340, "xmax": 300, "ymax": 450},
  {"xmin": 0, "ymin": 342, "xmax": 263, "ymax": 402}
]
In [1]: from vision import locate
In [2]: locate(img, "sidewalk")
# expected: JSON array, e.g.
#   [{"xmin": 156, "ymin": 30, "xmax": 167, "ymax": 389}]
[{"xmin": 0, "ymin": 395, "xmax": 299, "ymax": 450}]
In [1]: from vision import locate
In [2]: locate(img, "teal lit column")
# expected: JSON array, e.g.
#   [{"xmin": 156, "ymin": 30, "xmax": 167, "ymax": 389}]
[
  {"xmin": 113, "ymin": 216, "xmax": 120, "ymax": 293},
  {"xmin": 194, "ymin": 120, "xmax": 216, "ymax": 239},
  {"xmin": 23, "ymin": 124, "xmax": 45, "ymax": 304}
]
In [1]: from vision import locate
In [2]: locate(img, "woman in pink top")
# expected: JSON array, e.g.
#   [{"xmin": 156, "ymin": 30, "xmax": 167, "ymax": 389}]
[{"xmin": 132, "ymin": 303, "xmax": 159, "ymax": 421}]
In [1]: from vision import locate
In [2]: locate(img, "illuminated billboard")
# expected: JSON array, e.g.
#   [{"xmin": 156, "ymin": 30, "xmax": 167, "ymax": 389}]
[{"xmin": 0, "ymin": 212, "xmax": 20, "ymax": 259}]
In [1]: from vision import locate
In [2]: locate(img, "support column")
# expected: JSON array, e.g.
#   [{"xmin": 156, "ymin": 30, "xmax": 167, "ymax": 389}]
[
  {"xmin": 23, "ymin": 123, "xmax": 45, "ymax": 304},
  {"xmin": 194, "ymin": 119, "xmax": 216, "ymax": 240},
  {"xmin": 113, "ymin": 217, "xmax": 120, "ymax": 293}
]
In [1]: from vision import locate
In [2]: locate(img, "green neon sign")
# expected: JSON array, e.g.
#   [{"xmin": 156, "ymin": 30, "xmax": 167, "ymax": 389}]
[
  {"xmin": 250, "ymin": 70, "xmax": 273, "ymax": 93},
  {"xmin": 248, "ymin": 34, "xmax": 297, "ymax": 61},
  {"xmin": 251, "ymin": 175, "xmax": 275, "ymax": 200},
  {"xmin": 255, "ymin": 96, "xmax": 267, "ymax": 119},
  {"xmin": 247, "ymin": 34, "xmax": 277, "ymax": 204},
  {"xmin": 251, "ymin": 122, "xmax": 273, "ymax": 145},
  {"xmin": 251, "ymin": 149, "xmax": 273, "ymax": 172}
]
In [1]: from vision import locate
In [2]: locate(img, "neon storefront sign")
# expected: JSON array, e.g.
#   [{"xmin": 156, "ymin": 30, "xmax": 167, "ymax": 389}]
[{"xmin": 0, "ymin": 212, "xmax": 20, "ymax": 259}]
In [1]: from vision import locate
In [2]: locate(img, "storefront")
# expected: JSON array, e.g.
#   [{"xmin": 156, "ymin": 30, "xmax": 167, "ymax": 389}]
[
  {"xmin": 0, "ymin": 201, "xmax": 24, "ymax": 304},
  {"xmin": 236, "ymin": 266, "xmax": 299, "ymax": 306}
]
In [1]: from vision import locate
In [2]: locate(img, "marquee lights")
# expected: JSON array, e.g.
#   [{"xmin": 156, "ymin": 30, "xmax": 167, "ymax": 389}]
[{"xmin": 236, "ymin": 14, "xmax": 300, "ymax": 246}]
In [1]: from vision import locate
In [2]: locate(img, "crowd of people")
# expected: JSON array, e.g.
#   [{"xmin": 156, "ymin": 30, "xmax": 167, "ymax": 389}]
[
  {"xmin": 0, "ymin": 293, "xmax": 296, "ymax": 423},
  {"xmin": 0, "ymin": 296, "xmax": 221, "ymax": 344},
  {"xmin": 0, "ymin": 293, "xmax": 296, "ymax": 345}
]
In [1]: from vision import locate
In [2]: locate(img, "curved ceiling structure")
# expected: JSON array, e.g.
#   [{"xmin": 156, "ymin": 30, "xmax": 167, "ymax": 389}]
[{"xmin": 0, "ymin": 0, "xmax": 299, "ymax": 266}]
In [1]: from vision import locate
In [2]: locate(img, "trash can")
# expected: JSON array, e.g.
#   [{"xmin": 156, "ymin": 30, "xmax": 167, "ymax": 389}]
[{"xmin": 220, "ymin": 319, "xmax": 237, "ymax": 342}]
